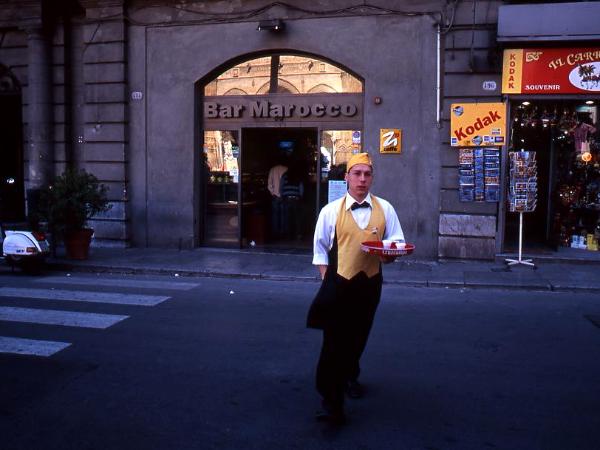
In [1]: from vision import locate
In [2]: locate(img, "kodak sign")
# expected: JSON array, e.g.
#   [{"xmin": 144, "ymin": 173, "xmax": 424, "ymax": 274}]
[
  {"xmin": 502, "ymin": 49, "xmax": 523, "ymax": 93},
  {"xmin": 450, "ymin": 102, "xmax": 506, "ymax": 147}
]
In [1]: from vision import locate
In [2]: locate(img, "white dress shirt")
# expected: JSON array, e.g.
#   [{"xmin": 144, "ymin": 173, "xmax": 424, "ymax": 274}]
[{"xmin": 312, "ymin": 193, "xmax": 405, "ymax": 266}]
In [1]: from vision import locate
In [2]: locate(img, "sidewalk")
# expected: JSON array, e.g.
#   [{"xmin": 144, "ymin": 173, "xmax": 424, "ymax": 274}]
[{"xmin": 42, "ymin": 246, "xmax": 600, "ymax": 293}]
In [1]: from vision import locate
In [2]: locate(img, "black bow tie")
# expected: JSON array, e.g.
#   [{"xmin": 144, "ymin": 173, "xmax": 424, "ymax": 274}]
[{"xmin": 351, "ymin": 201, "xmax": 370, "ymax": 211}]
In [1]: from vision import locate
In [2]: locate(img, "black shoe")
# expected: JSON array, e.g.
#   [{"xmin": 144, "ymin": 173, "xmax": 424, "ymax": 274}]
[
  {"xmin": 315, "ymin": 402, "xmax": 346, "ymax": 426},
  {"xmin": 345, "ymin": 380, "xmax": 364, "ymax": 399}
]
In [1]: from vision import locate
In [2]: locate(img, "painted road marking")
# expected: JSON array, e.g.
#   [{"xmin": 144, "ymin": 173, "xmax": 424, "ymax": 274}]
[
  {"xmin": 0, "ymin": 336, "xmax": 71, "ymax": 356},
  {"xmin": 34, "ymin": 276, "xmax": 199, "ymax": 291},
  {"xmin": 0, "ymin": 306, "xmax": 129, "ymax": 329},
  {"xmin": 0, "ymin": 287, "xmax": 169, "ymax": 306}
]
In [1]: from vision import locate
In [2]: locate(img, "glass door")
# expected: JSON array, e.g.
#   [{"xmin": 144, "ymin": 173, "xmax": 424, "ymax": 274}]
[
  {"xmin": 203, "ymin": 130, "xmax": 240, "ymax": 246},
  {"xmin": 318, "ymin": 129, "xmax": 362, "ymax": 210},
  {"xmin": 240, "ymin": 127, "xmax": 318, "ymax": 249}
]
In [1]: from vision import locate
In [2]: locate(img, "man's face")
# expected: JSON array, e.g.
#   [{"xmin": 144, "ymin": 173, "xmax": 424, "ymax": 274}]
[{"xmin": 345, "ymin": 163, "xmax": 373, "ymax": 199}]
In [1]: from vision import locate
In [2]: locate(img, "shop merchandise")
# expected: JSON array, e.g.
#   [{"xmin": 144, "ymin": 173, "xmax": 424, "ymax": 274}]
[
  {"xmin": 508, "ymin": 151, "xmax": 538, "ymax": 213},
  {"xmin": 511, "ymin": 102, "xmax": 599, "ymax": 251},
  {"xmin": 573, "ymin": 122, "xmax": 597, "ymax": 153},
  {"xmin": 458, "ymin": 147, "xmax": 500, "ymax": 203}
]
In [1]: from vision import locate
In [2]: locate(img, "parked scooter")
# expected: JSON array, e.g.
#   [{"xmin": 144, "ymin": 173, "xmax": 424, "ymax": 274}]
[{"xmin": 0, "ymin": 223, "xmax": 50, "ymax": 273}]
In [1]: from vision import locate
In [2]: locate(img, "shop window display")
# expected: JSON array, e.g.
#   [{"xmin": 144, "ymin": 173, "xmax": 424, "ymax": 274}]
[
  {"xmin": 509, "ymin": 101, "xmax": 600, "ymax": 252},
  {"xmin": 203, "ymin": 130, "xmax": 240, "ymax": 245},
  {"xmin": 319, "ymin": 130, "xmax": 362, "ymax": 209}
]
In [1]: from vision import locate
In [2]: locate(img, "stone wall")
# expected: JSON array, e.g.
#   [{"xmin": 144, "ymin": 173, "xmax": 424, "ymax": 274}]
[
  {"xmin": 1, "ymin": 0, "xmax": 514, "ymax": 258},
  {"xmin": 82, "ymin": 3, "xmax": 129, "ymax": 246},
  {"xmin": 134, "ymin": 3, "xmax": 441, "ymax": 253},
  {"xmin": 438, "ymin": 0, "xmax": 504, "ymax": 259},
  {"xmin": 0, "ymin": 0, "xmax": 129, "ymax": 246}
]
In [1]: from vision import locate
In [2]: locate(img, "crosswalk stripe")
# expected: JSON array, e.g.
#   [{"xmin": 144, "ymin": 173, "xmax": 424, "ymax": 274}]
[
  {"xmin": 0, "ymin": 336, "xmax": 71, "ymax": 356},
  {"xmin": 0, "ymin": 306, "xmax": 129, "ymax": 329},
  {"xmin": 0, "ymin": 287, "xmax": 169, "ymax": 306},
  {"xmin": 34, "ymin": 276, "xmax": 199, "ymax": 291}
]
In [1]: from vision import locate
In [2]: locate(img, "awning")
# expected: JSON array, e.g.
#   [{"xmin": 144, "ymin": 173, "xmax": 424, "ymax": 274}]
[{"xmin": 498, "ymin": 2, "xmax": 600, "ymax": 43}]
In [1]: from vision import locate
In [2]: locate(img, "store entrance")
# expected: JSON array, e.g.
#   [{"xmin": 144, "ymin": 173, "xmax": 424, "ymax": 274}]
[
  {"xmin": 241, "ymin": 127, "xmax": 318, "ymax": 249},
  {"xmin": 202, "ymin": 127, "xmax": 361, "ymax": 249},
  {"xmin": 505, "ymin": 100, "xmax": 600, "ymax": 255}
]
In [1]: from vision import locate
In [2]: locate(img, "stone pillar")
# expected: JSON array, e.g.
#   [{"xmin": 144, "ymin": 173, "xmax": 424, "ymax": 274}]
[
  {"xmin": 81, "ymin": 0, "xmax": 129, "ymax": 246},
  {"xmin": 25, "ymin": 26, "xmax": 54, "ymax": 191},
  {"xmin": 69, "ymin": 19, "xmax": 86, "ymax": 168}
]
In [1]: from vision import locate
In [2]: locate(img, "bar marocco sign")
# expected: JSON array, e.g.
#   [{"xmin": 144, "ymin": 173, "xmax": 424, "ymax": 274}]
[{"xmin": 203, "ymin": 94, "xmax": 363, "ymax": 124}]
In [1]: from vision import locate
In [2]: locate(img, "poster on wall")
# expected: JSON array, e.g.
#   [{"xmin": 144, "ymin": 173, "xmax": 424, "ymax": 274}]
[
  {"xmin": 458, "ymin": 148, "xmax": 474, "ymax": 202},
  {"xmin": 328, "ymin": 180, "xmax": 347, "ymax": 204},
  {"xmin": 450, "ymin": 103, "xmax": 506, "ymax": 147},
  {"xmin": 458, "ymin": 147, "xmax": 500, "ymax": 203},
  {"xmin": 502, "ymin": 48, "xmax": 600, "ymax": 94},
  {"xmin": 379, "ymin": 129, "xmax": 402, "ymax": 154},
  {"xmin": 484, "ymin": 148, "xmax": 500, "ymax": 202}
]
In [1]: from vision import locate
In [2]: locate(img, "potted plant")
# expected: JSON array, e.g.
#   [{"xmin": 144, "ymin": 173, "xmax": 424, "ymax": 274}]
[{"xmin": 40, "ymin": 168, "xmax": 111, "ymax": 260}]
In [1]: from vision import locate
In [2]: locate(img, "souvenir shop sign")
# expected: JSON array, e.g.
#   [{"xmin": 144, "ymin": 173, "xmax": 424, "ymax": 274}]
[
  {"xmin": 502, "ymin": 48, "xmax": 600, "ymax": 94},
  {"xmin": 379, "ymin": 129, "xmax": 402, "ymax": 154},
  {"xmin": 450, "ymin": 103, "xmax": 506, "ymax": 147}
]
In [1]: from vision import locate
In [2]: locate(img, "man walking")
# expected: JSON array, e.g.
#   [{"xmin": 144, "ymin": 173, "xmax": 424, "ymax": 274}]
[{"xmin": 307, "ymin": 152, "xmax": 405, "ymax": 425}]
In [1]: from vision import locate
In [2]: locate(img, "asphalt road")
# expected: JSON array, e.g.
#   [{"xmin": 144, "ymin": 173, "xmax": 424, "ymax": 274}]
[{"xmin": 1, "ymin": 271, "xmax": 599, "ymax": 450}]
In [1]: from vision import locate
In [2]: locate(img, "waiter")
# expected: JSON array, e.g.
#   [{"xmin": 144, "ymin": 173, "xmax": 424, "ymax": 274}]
[{"xmin": 307, "ymin": 152, "xmax": 405, "ymax": 426}]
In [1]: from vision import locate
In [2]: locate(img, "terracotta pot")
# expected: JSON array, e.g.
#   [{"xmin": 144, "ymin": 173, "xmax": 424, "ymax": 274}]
[{"xmin": 64, "ymin": 228, "xmax": 94, "ymax": 260}]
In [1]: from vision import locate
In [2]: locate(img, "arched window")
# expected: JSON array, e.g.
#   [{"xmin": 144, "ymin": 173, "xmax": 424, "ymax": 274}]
[
  {"xmin": 223, "ymin": 88, "xmax": 248, "ymax": 96},
  {"xmin": 204, "ymin": 54, "xmax": 362, "ymax": 96},
  {"xmin": 276, "ymin": 78, "xmax": 300, "ymax": 94},
  {"xmin": 255, "ymin": 82, "xmax": 271, "ymax": 95},
  {"xmin": 307, "ymin": 84, "xmax": 337, "ymax": 94}
]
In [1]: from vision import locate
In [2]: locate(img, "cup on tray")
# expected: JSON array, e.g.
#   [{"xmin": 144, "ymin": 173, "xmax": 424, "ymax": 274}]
[{"xmin": 382, "ymin": 240, "xmax": 405, "ymax": 250}]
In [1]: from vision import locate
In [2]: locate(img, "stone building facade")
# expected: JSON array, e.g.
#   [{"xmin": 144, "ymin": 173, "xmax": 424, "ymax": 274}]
[{"xmin": 1, "ymin": 1, "xmax": 598, "ymax": 260}]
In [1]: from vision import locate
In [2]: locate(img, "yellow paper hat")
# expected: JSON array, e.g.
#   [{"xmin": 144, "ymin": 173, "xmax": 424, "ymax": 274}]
[{"xmin": 346, "ymin": 153, "xmax": 373, "ymax": 172}]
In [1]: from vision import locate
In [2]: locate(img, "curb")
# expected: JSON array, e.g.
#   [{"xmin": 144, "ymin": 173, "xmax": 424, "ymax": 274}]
[
  {"xmin": 44, "ymin": 262, "xmax": 320, "ymax": 282},
  {"xmin": 40, "ymin": 261, "xmax": 600, "ymax": 293}
]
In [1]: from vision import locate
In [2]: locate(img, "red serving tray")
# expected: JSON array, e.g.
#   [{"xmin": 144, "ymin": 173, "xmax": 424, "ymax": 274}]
[{"xmin": 360, "ymin": 241, "xmax": 415, "ymax": 256}]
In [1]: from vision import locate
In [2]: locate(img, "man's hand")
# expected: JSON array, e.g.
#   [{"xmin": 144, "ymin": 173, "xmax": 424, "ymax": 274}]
[
  {"xmin": 318, "ymin": 265, "xmax": 327, "ymax": 280},
  {"xmin": 379, "ymin": 255, "xmax": 397, "ymax": 264}
]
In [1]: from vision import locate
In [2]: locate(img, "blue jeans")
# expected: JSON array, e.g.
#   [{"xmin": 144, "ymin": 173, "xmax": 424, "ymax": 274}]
[
  {"xmin": 271, "ymin": 196, "xmax": 286, "ymax": 237},
  {"xmin": 282, "ymin": 197, "xmax": 301, "ymax": 239}
]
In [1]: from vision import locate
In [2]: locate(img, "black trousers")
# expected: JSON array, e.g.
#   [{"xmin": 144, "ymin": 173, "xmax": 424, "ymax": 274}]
[{"xmin": 315, "ymin": 272, "xmax": 382, "ymax": 409}]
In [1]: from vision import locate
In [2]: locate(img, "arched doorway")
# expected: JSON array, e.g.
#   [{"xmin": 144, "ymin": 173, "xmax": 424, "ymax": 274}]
[
  {"xmin": 200, "ymin": 53, "xmax": 364, "ymax": 249},
  {"xmin": 0, "ymin": 64, "xmax": 25, "ymax": 222}
]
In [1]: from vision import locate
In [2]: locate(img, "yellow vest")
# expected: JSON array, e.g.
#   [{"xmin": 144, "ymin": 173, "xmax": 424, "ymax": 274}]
[{"xmin": 335, "ymin": 195, "xmax": 386, "ymax": 280}]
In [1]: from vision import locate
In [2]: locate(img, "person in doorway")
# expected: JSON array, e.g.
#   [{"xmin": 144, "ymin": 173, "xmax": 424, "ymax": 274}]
[
  {"xmin": 280, "ymin": 165, "xmax": 305, "ymax": 240},
  {"xmin": 307, "ymin": 152, "xmax": 405, "ymax": 426},
  {"xmin": 268, "ymin": 159, "xmax": 288, "ymax": 237}
]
